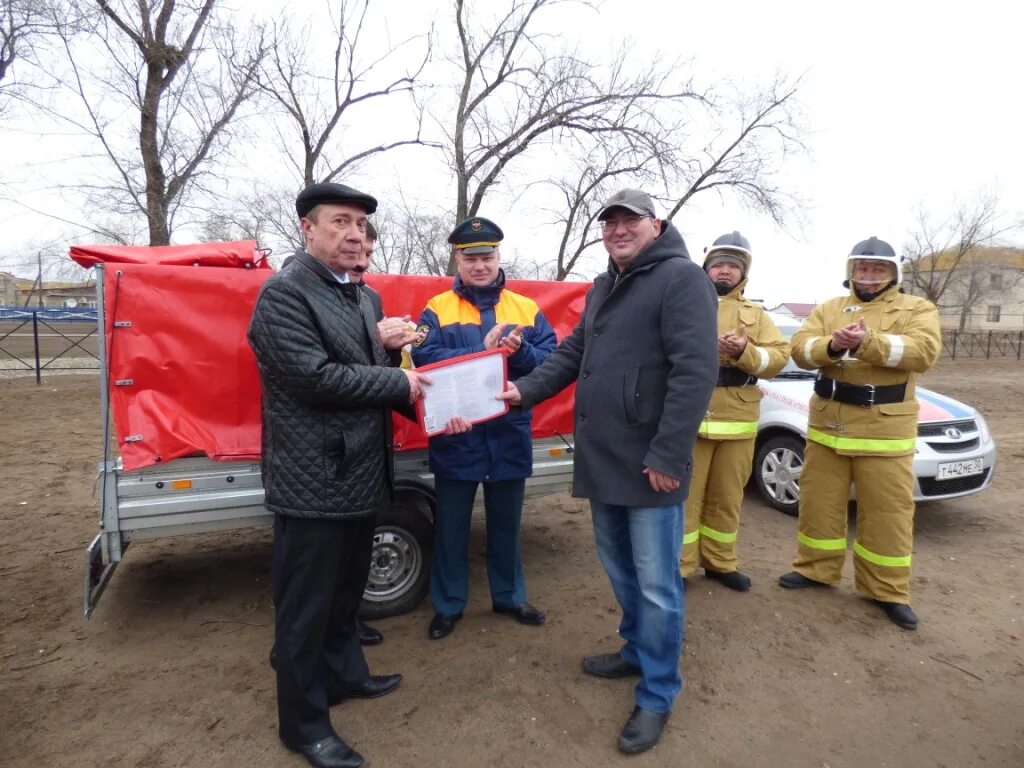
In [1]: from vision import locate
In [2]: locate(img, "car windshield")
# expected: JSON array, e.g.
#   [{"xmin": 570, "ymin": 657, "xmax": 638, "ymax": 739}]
[{"xmin": 775, "ymin": 322, "xmax": 816, "ymax": 378}]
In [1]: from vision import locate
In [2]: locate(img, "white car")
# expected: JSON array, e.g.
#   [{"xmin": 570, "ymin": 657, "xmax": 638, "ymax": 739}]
[{"xmin": 750, "ymin": 316, "xmax": 997, "ymax": 515}]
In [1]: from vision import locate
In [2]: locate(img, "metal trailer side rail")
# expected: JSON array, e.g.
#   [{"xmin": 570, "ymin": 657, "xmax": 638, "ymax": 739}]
[
  {"xmin": 83, "ymin": 439, "xmax": 575, "ymax": 619},
  {"xmin": 85, "ymin": 263, "xmax": 120, "ymax": 617}
]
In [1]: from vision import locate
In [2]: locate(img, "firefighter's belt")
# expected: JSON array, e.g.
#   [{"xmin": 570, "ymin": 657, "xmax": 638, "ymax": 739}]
[
  {"xmin": 716, "ymin": 367, "xmax": 757, "ymax": 387},
  {"xmin": 814, "ymin": 375, "xmax": 906, "ymax": 407}
]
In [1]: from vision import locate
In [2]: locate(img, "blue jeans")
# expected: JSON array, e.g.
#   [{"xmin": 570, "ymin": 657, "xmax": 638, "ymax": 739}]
[{"xmin": 590, "ymin": 500, "xmax": 685, "ymax": 714}]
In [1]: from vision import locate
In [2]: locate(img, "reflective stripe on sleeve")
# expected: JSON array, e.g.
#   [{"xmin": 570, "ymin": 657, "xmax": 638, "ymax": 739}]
[
  {"xmin": 682, "ymin": 529, "xmax": 700, "ymax": 546},
  {"xmin": 884, "ymin": 334, "xmax": 905, "ymax": 367},
  {"xmin": 798, "ymin": 531, "xmax": 847, "ymax": 551},
  {"xmin": 699, "ymin": 420, "xmax": 758, "ymax": 437},
  {"xmin": 700, "ymin": 524, "xmax": 737, "ymax": 543},
  {"xmin": 754, "ymin": 346, "xmax": 770, "ymax": 375},
  {"xmin": 807, "ymin": 428, "xmax": 916, "ymax": 453},
  {"xmin": 853, "ymin": 540, "xmax": 911, "ymax": 568},
  {"xmin": 803, "ymin": 338, "xmax": 816, "ymax": 362}
]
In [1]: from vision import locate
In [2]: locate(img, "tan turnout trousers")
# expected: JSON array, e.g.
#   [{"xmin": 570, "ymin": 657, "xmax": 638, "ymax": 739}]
[
  {"xmin": 793, "ymin": 439, "xmax": 915, "ymax": 603},
  {"xmin": 680, "ymin": 436, "xmax": 755, "ymax": 575}
]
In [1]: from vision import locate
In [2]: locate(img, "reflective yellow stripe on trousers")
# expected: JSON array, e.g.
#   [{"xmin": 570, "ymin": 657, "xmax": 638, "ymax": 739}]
[
  {"xmin": 699, "ymin": 420, "xmax": 758, "ymax": 438},
  {"xmin": 700, "ymin": 524, "xmax": 737, "ymax": 543},
  {"xmin": 853, "ymin": 541, "xmax": 912, "ymax": 567},
  {"xmin": 798, "ymin": 532, "xmax": 847, "ymax": 551},
  {"xmin": 806, "ymin": 428, "xmax": 915, "ymax": 453},
  {"xmin": 682, "ymin": 530, "xmax": 700, "ymax": 545}
]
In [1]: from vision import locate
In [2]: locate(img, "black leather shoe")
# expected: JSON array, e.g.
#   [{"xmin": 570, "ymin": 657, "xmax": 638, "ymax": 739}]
[
  {"xmin": 778, "ymin": 571, "xmax": 830, "ymax": 589},
  {"xmin": 875, "ymin": 600, "xmax": 918, "ymax": 630},
  {"xmin": 357, "ymin": 619, "xmax": 383, "ymax": 646},
  {"xmin": 289, "ymin": 735, "xmax": 364, "ymax": 768},
  {"xmin": 705, "ymin": 568, "xmax": 752, "ymax": 592},
  {"xmin": 581, "ymin": 653, "xmax": 641, "ymax": 679},
  {"xmin": 330, "ymin": 673, "xmax": 402, "ymax": 705},
  {"xmin": 617, "ymin": 706, "xmax": 669, "ymax": 754},
  {"xmin": 492, "ymin": 602, "xmax": 546, "ymax": 625},
  {"xmin": 428, "ymin": 612, "xmax": 462, "ymax": 640}
]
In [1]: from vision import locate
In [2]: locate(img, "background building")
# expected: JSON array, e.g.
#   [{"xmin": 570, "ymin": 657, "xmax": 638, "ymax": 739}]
[{"xmin": 904, "ymin": 246, "xmax": 1024, "ymax": 331}]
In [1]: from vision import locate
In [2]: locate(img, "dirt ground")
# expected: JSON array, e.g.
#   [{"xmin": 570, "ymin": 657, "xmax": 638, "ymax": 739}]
[{"xmin": 1, "ymin": 359, "xmax": 1022, "ymax": 768}]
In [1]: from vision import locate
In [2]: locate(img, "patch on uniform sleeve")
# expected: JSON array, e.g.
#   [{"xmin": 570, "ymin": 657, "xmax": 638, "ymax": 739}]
[{"xmin": 413, "ymin": 324, "xmax": 430, "ymax": 347}]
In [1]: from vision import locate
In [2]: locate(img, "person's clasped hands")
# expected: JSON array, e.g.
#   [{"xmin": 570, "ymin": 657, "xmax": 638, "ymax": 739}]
[
  {"xmin": 483, "ymin": 323, "xmax": 524, "ymax": 353},
  {"xmin": 718, "ymin": 325, "xmax": 747, "ymax": 358},
  {"xmin": 378, "ymin": 314, "xmax": 425, "ymax": 351},
  {"xmin": 830, "ymin": 316, "xmax": 868, "ymax": 352}
]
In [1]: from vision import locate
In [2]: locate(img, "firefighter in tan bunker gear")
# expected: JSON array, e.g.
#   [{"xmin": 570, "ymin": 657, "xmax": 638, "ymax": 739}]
[
  {"xmin": 779, "ymin": 236, "xmax": 941, "ymax": 631},
  {"xmin": 680, "ymin": 232, "xmax": 789, "ymax": 591}
]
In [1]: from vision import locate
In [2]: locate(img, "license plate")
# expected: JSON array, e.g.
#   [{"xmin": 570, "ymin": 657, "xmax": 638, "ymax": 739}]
[{"xmin": 936, "ymin": 458, "xmax": 983, "ymax": 480}]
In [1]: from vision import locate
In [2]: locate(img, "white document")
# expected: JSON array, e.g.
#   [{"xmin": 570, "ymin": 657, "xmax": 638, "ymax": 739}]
[{"xmin": 419, "ymin": 351, "xmax": 508, "ymax": 436}]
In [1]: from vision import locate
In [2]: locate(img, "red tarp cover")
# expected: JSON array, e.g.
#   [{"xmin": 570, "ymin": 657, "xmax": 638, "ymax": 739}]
[
  {"xmin": 96, "ymin": 255, "xmax": 586, "ymax": 471},
  {"xmin": 71, "ymin": 240, "xmax": 269, "ymax": 269}
]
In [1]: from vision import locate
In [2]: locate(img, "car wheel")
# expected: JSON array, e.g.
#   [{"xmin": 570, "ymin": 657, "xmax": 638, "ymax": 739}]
[
  {"xmin": 360, "ymin": 502, "xmax": 433, "ymax": 619},
  {"xmin": 754, "ymin": 434, "xmax": 804, "ymax": 516}
]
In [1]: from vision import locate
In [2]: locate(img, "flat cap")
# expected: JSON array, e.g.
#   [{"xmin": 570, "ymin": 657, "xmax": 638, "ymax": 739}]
[
  {"xmin": 295, "ymin": 182, "xmax": 378, "ymax": 218},
  {"xmin": 597, "ymin": 188, "xmax": 657, "ymax": 221},
  {"xmin": 448, "ymin": 216, "xmax": 504, "ymax": 254}
]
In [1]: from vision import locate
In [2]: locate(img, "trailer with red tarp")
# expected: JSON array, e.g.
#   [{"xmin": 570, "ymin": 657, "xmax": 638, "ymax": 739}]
[{"xmin": 77, "ymin": 241, "xmax": 584, "ymax": 619}]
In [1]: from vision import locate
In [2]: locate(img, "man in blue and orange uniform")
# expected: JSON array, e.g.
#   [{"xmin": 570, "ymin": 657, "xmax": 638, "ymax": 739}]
[{"xmin": 412, "ymin": 216, "xmax": 557, "ymax": 640}]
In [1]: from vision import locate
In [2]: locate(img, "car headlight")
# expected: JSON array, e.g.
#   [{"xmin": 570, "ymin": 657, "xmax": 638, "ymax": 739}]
[{"xmin": 975, "ymin": 412, "xmax": 992, "ymax": 445}]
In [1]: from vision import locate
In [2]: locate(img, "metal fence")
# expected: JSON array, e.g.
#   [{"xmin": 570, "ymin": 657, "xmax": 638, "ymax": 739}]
[
  {"xmin": 942, "ymin": 330, "xmax": 1024, "ymax": 359},
  {"xmin": 0, "ymin": 307, "xmax": 100, "ymax": 382}
]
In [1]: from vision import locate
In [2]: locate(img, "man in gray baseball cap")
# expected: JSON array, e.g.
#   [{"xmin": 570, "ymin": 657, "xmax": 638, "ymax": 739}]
[
  {"xmin": 596, "ymin": 188, "xmax": 657, "ymax": 221},
  {"xmin": 500, "ymin": 186, "xmax": 718, "ymax": 755}
]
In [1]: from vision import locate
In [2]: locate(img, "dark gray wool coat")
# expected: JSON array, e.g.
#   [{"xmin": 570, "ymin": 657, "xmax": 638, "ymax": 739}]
[
  {"xmin": 516, "ymin": 221, "xmax": 718, "ymax": 507},
  {"xmin": 248, "ymin": 249, "xmax": 411, "ymax": 519}
]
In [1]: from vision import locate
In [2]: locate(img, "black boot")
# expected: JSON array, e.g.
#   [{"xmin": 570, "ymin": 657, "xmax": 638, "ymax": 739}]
[
  {"xmin": 357, "ymin": 619, "xmax": 383, "ymax": 646},
  {"xmin": 705, "ymin": 568, "xmax": 752, "ymax": 592},
  {"xmin": 581, "ymin": 653, "xmax": 641, "ymax": 679},
  {"xmin": 287, "ymin": 735, "xmax": 364, "ymax": 768},
  {"xmin": 875, "ymin": 600, "xmax": 918, "ymax": 630},
  {"xmin": 778, "ymin": 571, "xmax": 829, "ymax": 589},
  {"xmin": 428, "ymin": 612, "xmax": 462, "ymax": 640},
  {"xmin": 617, "ymin": 706, "xmax": 669, "ymax": 754}
]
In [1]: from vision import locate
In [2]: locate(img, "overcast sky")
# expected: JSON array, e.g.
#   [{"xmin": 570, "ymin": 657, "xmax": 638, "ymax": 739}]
[
  {"xmin": 606, "ymin": 0, "xmax": 1024, "ymax": 305},
  {"xmin": 1, "ymin": 0, "xmax": 1021, "ymax": 307}
]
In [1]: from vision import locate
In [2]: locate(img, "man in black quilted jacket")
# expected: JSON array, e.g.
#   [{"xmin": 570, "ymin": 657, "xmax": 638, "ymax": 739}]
[{"xmin": 248, "ymin": 182, "xmax": 430, "ymax": 768}]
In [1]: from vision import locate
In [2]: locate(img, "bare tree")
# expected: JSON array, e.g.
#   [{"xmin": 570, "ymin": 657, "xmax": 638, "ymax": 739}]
[
  {"xmin": 540, "ymin": 130, "xmax": 677, "ymax": 279},
  {"xmin": 372, "ymin": 201, "xmax": 452, "ymax": 275},
  {"xmin": 902, "ymin": 191, "xmax": 1018, "ymax": 314},
  {"xmin": 533, "ymin": 74, "xmax": 804, "ymax": 280},
  {"xmin": 0, "ymin": 238, "xmax": 91, "ymax": 286},
  {"xmin": 439, "ymin": 0, "xmax": 704, "ymax": 275},
  {"xmin": 198, "ymin": 208, "xmax": 262, "ymax": 244},
  {"xmin": 0, "ymin": 0, "xmax": 55, "ymax": 112},
  {"xmin": 257, "ymin": 0, "xmax": 435, "ymax": 187},
  {"xmin": 664, "ymin": 75, "xmax": 805, "ymax": 225},
  {"xmin": 42, "ymin": 1, "xmax": 267, "ymax": 245}
]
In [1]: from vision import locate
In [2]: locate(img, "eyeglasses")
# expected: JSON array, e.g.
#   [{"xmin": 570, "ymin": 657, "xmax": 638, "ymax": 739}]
[{"xmin": 600, "ymin": 215, "xmax": 651, "ymax": 232}]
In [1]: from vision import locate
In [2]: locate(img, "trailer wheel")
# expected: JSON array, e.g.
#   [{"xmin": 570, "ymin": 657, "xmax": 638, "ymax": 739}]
[
  {"xmin": 360, "ymin": 502, "xmax": 432, "ymax": 619},
  {"xmin": 754, "ymin": 433, "xmax": 804, "ymax": 516}
]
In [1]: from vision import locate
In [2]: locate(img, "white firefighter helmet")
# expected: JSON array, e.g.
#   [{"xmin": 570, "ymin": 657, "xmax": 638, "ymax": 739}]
[
  {"xmin": 846, "ymin": 236, "xmax": 901, "ymax": 286},
  {"xmin": 703, "ymin": 231, "xmax": 752, "ymax": 276}
]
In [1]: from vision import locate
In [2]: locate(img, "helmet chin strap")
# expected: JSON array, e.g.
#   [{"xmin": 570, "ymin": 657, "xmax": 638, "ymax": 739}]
[{"xmin": 854, "ymin": 280, "xmax": 895, "ymax": 301}]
